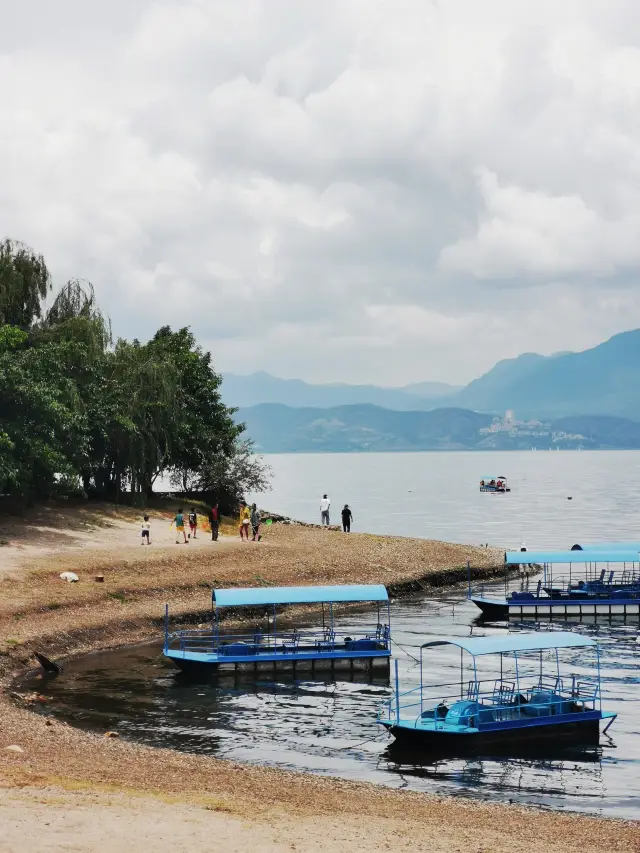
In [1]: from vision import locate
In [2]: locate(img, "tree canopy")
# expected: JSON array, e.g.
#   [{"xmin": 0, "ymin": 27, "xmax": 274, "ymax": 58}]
[{"xmin": 0, "ymin": 239, "xmax": 269, "ymax": 508}]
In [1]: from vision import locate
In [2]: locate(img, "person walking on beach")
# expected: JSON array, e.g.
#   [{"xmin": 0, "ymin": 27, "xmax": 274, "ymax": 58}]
[
  {"xmin": 320, "ymin": 494, "xmax": 331, "ymax": 526},
  {"xmin": 174, "ymin": 508, "xmax": 188, "ymax": 544},
  {"xmin": 239, "ymin": 501, "xmax": 251, "ymax": 540},
  {"xmin": 209, "ymin": 503, "xmax": 219, "ymax": 541},
  {"xmin": 141, "ymin": 515, "xmax": 151, "ymax": 545},
  {"xmin": 341, "ymin": 504, "xmax": 353, "ymax": 533},
  {"xmin": 188, "ymin": 507, "xmax": 198, "ymax": 539},
  {"xmin": 250, "ymin": 503, "xmax": 261, "ymax": 541}
]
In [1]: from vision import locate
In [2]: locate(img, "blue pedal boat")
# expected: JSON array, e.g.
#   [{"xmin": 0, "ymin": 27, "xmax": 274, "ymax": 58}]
[
  {"xmin": 378, "ymin": 632, "xmax": 616, "ymax": 752},
  {"xmin": 163, "ymin": 584, "xmax": 391, "ymax": 676},
  {"xmin": 470, "ymin": 549, "xmax": 640, "ymax": 621}
]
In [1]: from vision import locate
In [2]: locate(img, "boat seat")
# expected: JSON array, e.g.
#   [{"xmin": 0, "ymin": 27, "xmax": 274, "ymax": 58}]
[
  {"xmin": 220, "ymin": 642, "xmax": 255, "ymax": 656},
  {"xmin": 523, "ymin": 690, "xmax": 568, "ymax": 716},
  {"xmin": 445, "ymin": 700, "xmax": 478, "ymax": 728},
  {"xmin": 477, "ymin": 707, "xmax": 495, "ymax": 724},
  {"xmin": 510, "ymin": 591, "xmax": 536, "ymax": 600},
  {"xmin": 345, "ymin": 638, "xmax": 378, "ymax": 651}
]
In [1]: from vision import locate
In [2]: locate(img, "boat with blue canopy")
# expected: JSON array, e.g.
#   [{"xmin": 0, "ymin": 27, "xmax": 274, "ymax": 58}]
[
  {"xmin": 479, "ymin": 476, "xmax": 510, "ymax": 493},
  {"xmin": 163, "ymin": 584, "xmax": 391, "ymax": 675},
  {"xmin": 378, "ymin": 632, "xmax": 616, "ymax": 753},
  {"xmin": 469, "ymin": 550, "xmax": 640, "ymax": 621}
]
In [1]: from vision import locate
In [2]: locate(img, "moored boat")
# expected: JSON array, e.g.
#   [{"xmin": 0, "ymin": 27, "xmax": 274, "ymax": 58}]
[
  {"xmin": 378, "ymin": 632, "xmax": 616, "ymax": 753},
  {"xmin": 163, "ymin": 583, "xmax": 391, "ymax": 676},
  {"xmin": 470, "ymin": 549, "xmax": 640, "ymax": 621}
]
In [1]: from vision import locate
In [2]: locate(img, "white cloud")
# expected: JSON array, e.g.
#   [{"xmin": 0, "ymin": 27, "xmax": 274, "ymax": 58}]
[
  {"xmin": 0, "ymin": 0, "xmax": 640, "ymax": 384},
  {"xmin": 438, "ymin": 168, "xmax": 640, "ymax": 279}
]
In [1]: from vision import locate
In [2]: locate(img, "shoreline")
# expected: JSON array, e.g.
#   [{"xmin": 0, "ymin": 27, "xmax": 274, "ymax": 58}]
[{"xmin": 0, "ymin": 508, "xmax": 637, "ymax": 853}]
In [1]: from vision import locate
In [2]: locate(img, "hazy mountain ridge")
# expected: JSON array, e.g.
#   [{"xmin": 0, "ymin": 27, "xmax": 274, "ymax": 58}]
[
  {"xmin": 226, "ymin": 329, "xmax": 640, "ymax": 421},
  {"xmin": 238, "ymin": 403, "xmax": 640, "ymax": 452},
  {"xmin": 222, "ymin": 371, "xmax": 460, "ymax": 411}
]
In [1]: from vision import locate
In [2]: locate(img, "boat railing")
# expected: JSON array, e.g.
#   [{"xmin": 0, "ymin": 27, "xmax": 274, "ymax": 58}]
[
  {"xmin": 379, "ymin": 675, "xmax": 601, "ymax": 725},
  {"xmin": 167, "ymin": 625, "xmax": 390, "ymax": 655}
]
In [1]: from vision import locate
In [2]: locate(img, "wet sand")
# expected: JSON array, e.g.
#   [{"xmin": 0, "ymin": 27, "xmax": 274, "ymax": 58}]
[{"xmin": 0, "ymin": 504, "xmax": 637, "ymax": 853}]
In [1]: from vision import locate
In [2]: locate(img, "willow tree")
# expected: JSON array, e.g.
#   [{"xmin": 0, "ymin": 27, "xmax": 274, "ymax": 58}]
[{"xmin": 0, "ymin": 239, "xmax": 51, "ymax": 329}]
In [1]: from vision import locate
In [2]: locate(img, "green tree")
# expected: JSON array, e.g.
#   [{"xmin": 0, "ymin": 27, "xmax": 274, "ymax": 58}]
[
  {"xmin": 0, "ymin": 239, "xmax": 51, "ymax": 329},
  {"xmin": 147, "ymin": 327, "xmax": 242, "ymax": 494},
  {"xmin": 0, "ymin": 326, "xmax": 87, "ymax": 499}
]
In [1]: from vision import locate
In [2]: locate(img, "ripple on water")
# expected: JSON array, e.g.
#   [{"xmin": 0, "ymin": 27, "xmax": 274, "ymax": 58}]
[{"xmin": 23, "ymin": 584, "xmax": 640, "ymax": 820}]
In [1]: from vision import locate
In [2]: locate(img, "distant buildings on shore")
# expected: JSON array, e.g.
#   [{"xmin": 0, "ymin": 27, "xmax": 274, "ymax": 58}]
[{"xmin": 478, "ymin": 411, "xmax": 586, "ymax": 449}]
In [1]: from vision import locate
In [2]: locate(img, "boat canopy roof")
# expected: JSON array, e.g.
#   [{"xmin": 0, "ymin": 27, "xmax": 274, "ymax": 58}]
[
  {"xmin": 505, "ymin": 549, "xmax": 640, "ymax": 565},
  {"xmin": 571, "ymin": 541, "xmax": 640, "ymax": 551},
  {"xmin": 212, "ymin": 584, "xmax": 389, "ymax": 607},
  {"xmin": 422, "ymin": 632, "xmax": 596, "ymax": 657}
]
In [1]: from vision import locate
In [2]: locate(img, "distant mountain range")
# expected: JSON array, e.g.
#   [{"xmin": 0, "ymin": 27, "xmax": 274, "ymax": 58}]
[
  {"xmin": 222, "ymin": 371, "xmax": 460, "ymax": 411},
  {"xmin": 226, "ymin": 329, "xmax": 640, "ymax": 421},
  {"xmin": 238, "ymin": 405, "xmax": 492, "ymax": 452},
  {"xmin": 238, "ymin": 404, "xmax": 640, "ymax": 453}
]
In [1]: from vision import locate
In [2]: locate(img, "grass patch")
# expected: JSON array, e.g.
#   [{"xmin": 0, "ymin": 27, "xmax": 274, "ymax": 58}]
[
  {"xmin": 107, "ymin": 591, "xmax": 127, "ymax": 603},
  {"xmin": 46, "ymin": 602, "xmax": 62, "ymax": 611},
  {"xmin": 0, "ymin": 539, "xmax": 9, "ymax": 546}
]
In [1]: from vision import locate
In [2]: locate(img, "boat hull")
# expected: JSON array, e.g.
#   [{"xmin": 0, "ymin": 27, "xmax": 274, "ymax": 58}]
[
  {"xmin": 382, "ymin": 717, "xmax": 601, "ymax": 754},
  {"xmin": 472, "ymin": 596, "xmax": 640, "ymax": 622},
  {"xmin": 470, "ymin": 597, "xmax": 509, "ymax": 620},
  {"xmin": 166, "ymin": 651, "xmax": 391, "ymax": 677}
]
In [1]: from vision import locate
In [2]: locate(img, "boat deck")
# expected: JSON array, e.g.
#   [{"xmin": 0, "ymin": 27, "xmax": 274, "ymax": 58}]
[{"xmin": 165, "ymin": 627, "xmax": 391, "ymax": 671}]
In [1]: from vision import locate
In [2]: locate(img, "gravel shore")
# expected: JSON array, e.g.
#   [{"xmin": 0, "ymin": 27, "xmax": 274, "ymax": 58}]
[{"xmin": 0, "ymin": 508, "xmax": 637, "ymax": 853}]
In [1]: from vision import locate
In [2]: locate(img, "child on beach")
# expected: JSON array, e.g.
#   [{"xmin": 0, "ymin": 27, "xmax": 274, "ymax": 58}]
[
  {"xmin": 174, "ymin": 508, "xmax": 188, "ymax": 545},
  {"xmin": 239, "ymin": 502, "xmax": 251, "ymax": 540},
  {"xmin": 141, "ymin": 515, "xmax": 151, "ymax": 545},
  {"xmin": 188, "ymin": 508, "xmax": 198, "ymax": 539}
]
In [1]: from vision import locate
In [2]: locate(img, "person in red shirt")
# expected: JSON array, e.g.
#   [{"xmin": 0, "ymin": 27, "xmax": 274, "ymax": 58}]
[{"xmin": 209, "ymin": 503, "xmax": 219, "ymax": 541}]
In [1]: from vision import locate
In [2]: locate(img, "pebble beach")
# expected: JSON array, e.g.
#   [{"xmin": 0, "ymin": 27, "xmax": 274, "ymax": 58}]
[{"xmin": 0, "ymin": 505, "xmax": 638, "ymax": 853}]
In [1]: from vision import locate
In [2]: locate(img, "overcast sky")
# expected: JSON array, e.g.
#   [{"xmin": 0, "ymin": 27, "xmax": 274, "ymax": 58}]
[{"xmin": 1, "ymin": 0, "xmax": 640, "ymax": 386}]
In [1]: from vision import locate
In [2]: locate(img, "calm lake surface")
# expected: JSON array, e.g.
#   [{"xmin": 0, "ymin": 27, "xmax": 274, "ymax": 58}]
[
  {"xmin": 30, "ymin": 451, "xmax": 640, "ymax": 818},
  {"xmin": 249, "ymin": 450, "xmax": 640, "ymax": 548},
  {"xmin": 27, "ymin": 584, "xmax": 640, "ymax": 819}
]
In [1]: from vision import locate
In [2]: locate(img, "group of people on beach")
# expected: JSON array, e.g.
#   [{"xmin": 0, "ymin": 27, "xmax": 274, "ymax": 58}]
[
  {"xmin": 320, "ymin": 494, "xmax": 354, "ymax": 533},
  {"xmin": 142, "ymin": 496, "xmax": 352, "ymax": 545},
  {"xmin": 141, "ymin": 504, "xmax": 222, "ymax": 545}
]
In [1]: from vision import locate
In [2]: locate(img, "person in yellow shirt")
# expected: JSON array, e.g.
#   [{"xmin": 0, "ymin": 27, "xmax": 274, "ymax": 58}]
[{"xmin": 238, "ymin": 501, "xmax": 251, "ymax": 541}]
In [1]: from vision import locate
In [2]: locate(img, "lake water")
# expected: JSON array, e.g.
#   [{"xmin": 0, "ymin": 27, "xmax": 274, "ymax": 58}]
[
  {"xmin": 25, "ymin": 583, "xmax": 640, "ymax": 819},
  {"xmin": 249, "ymin": 450, "xmax": 640, "ymax": 548},
  {"xmin": 32, "ymin": 450, "xmax": 640, "ymax": 817}
]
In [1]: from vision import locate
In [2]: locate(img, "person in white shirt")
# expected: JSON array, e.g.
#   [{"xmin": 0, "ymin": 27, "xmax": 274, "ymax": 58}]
[
  {"xmin": 320, "ymin": 494, "xmax": 331, "ymax": 526},
  {"xmin": 141, "ymin": 515, "xmax": 151, "ymax": 545}
]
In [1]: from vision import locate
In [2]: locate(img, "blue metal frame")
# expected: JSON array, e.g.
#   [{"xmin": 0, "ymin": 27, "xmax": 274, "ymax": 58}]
[
  {"xmin": 470, "ymin": 550, "xmax": 640, "ymax": 619},
  {"xmin": 379, "ymin": 632, "xmax": 615, "ymax": 740},
  {"xmin": 164, "ymin": 584, "xmax": 392, "ymax": 668}
]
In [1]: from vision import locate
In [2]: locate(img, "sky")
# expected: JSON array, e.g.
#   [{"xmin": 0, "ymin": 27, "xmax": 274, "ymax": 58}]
[{"xmin": 1, "ymin": 0, "xmax": 640, "ymax": 386}]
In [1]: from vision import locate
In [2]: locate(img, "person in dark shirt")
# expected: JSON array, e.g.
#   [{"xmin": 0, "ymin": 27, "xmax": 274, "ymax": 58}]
[
  {"xmin": 250, "ymin": 503, "xmax": 261, "ymax": 541},
  {"xmin": 188, "ymin": 508, "xmax": 198, "ymax": 539},
  {"xmin": 209, "ymin": 504, "xmax": 219, "ymax": 541},
  {"xmin": 341, "ymin": 504, "xmax": 353, "ymax": 533}
]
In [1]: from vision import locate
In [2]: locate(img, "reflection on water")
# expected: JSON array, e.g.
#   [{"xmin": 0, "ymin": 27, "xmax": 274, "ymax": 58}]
[{"xmin": 24, "ymin": 584, "xmax": 640, "ymax": 819}]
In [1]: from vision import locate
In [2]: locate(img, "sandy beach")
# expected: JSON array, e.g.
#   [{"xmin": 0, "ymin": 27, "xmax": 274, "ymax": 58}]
[{"xmin": 0, "ymin": 503, "xmax": 637, "ymax": 853}]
